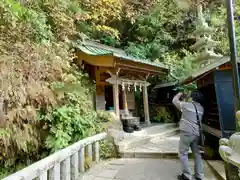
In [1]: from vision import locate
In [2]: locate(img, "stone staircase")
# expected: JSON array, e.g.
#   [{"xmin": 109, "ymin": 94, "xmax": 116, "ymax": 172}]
[
  {"xmin": 206, "ymin": 160, "xmax": 226, "ymax": 180},
  {"xmin": 116, "ymin": 123, "xmax": 226, "ymax": 180},
  {"xmin": 116, "ymin": 123, "xmax": 179, "ymax": 157}
]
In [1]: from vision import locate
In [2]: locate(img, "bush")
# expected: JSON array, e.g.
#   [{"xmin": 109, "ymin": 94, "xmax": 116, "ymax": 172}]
[
  {"xmin": 100, "ymin": 140, "xmax": 119, "ymax": 159},
  {"xmin": 151, "ymin": 105, "xmax": 174, "ymax": 123},
  {"xmin": 38, "ymin": 91, "xmax": 114, "ymax": 152}
]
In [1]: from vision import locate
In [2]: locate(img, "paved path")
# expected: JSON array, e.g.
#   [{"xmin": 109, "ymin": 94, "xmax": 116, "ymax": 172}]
[
  {"xmin": 131, "ymin": 135, "xmax": 182, "ymax": 154},
  {"xmin": 80, "ymin": 128, "xmax": 222, "ymax": 180},
  {"xmin": 122, "ymin": 134, "xmax": 195, "ymax": 158},
  {"xmin": 80, "ymin": 158, "xmax": 217, "ymax": 180}
]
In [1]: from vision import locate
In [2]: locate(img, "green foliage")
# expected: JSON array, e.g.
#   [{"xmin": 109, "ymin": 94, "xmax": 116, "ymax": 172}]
[
  {"xmin": 38, "ymin": 82, "xmax": 112, "ymax": 152},
  {"xmin": 164, "ymin": 50, "xmax": 197, "ymax": 82},
  {"xmin": 0, "ymin": 164, "xmax": 26, "ymax": 179},
  {"xmin": 100, "ymin": 140, "xmax": 119, "ymax": 159},
  {"xmin": 39, "ymin": 102, "xmax": 96, "ymax": 152},
  {"xmin": 134, "ymin": 91, "xmax": 144, "ymax": 120},
  {"xmin": 2, "ymin": 0, "xmax": 240, "ymax": 177},
  {"xmin": 1, "ymin": 0, "xmax": 53, "ymax": 43},
  {"xmin": 0, "ymin": 0, "xmax": 114, "ymax": 175},
  {"xmin": 77, "ymin": 0, "xmax": 122, "ymax": 45},
  {"xmin": 209, "ymin": 2, "xmax": 240, "ymax": 56},
  {"xmin": 77, "ymin": 0, "xmax": 240, "ymax": 80},
  {"xmin": 151, "ymin": 106, "xmax": 174, "ymax": 123},
  {"xmin": 125, "ymin": 0, "xmax": 183, "ymax": 58}
]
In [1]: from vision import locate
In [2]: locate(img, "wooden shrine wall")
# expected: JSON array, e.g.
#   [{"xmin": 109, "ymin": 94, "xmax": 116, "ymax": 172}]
[
  {"xmin": 95, "ymin": 84, "xmax": 136, "ymax": 111},
  {"xmin": 196, "ymin": 72, "xmax": 214, "ymax": 88},
  {"xmin": 127, "ymin": 91, "xmax": 135, "ymax": 110},
  {"xmin": 96, "ymin": 84, "xmax": 105, "ymax": 110}
]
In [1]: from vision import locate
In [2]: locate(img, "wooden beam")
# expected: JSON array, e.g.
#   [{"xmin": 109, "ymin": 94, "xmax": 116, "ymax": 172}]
[
  {"xmin": 95, "ymin": 67, "xmax": 100, "ymax": 84},
  {"xmin": 143, "ymin": 84, "xmax": 150, "ymax": 125},
  {"xmin": 107, "ymin": 70, "xmax": 112, "ymax": 76},
  {"xmin": 116, "ymin": 68, "xmax": 121, "ymax": 75},
  {"xmin": 122, "ymin": 89, "xmax": 129, "ymax": 116},
  {"xmin": 98, "ymin": 67, "xmax": 113, "ymax": 74},
  {"xmin": 77, "ymin": 52, "xmax": 115, "ymax": 67},
  {"xmin": 96, "ymin": 82, "xmax": 110, "ymax": 86},
  {"xmin": 106, "ymin": 75, "xmax": 150, "ymax": 86},
  {"xmin": 113, "ymin": 80, "xmax": 120, "ymax": 118},
  {"xmin": 116, "ymin": 59, "xmax": 168, "ymax": 73},
  {"xmin": 145, "ymin": 73, "xmax": 150, "ymax": 80},
  {"xmin": 116, "ymin": 63, "xmax": 166, "ymax": 76},
  {"xmin": 118, "ymin": 68, "xmax": 149, "ymax": 79}
]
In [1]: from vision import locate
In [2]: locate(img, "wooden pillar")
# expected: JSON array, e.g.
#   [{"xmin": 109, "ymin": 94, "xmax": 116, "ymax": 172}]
[
  {"xmin": 122, "ymin": 89, "xmax": 129, "ymax": 116},
  {"xmin": 113, "ymin": 81, "xmax": 120, "ymax": 118},
  {"xmin": 143, "ymin": 84, "xmax": 150, "ymax": 125},
  {"xmin": 95, "ymin": 67, "xmax": 105, "ymax": 111}
]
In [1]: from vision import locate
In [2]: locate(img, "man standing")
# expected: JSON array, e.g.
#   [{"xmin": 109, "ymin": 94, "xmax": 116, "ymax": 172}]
[{"xmin": 172, "ymin": 92, "xmax": 204, "ymax": 180}]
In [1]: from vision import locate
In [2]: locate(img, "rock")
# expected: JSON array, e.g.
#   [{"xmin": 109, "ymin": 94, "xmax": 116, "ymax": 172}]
[{"xmin": 106, "ymin": 112, "xmax": 124, "ymax": 145}]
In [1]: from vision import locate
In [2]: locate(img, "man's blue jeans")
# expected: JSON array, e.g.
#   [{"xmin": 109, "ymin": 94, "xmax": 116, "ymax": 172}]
[{"xmin": 179, "ymin": 131, "xmax": 204, "ymax": 179}]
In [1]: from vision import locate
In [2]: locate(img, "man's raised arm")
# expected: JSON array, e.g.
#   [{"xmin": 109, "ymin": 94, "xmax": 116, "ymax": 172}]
[{"xmin": 172, "ymin": 92, "xmax": 183, "ymax": 111}]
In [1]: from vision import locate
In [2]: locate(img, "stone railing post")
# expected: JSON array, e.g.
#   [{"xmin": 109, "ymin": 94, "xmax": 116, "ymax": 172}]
[
  {"xmin": 61, "ymin": 157, "xmax": 71, "ymax": 180},
  {"xmin": 49, "ymin": 163, "xmax": 60, "ymax": 180},
  {"xmin": 2, "ymin": 133, "xmax": 107, "ymax": 180},
  {"xmin": 71, "ymin": 152, "xmax": 79, "ymax": 179},
  {"xmin": 79, "ymin": 147, "xmax": 85, "ymax": 173},
  {"xmin": 93, "ymin": 141, "xmax": 100, "ymax": 162}
]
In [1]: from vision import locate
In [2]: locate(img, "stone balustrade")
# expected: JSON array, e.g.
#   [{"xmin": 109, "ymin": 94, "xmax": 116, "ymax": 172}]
[
  {"xmin": 219, "ymin": 111, "xmax": 240, "ymax": 178},
  {"xmin": 2, "ymin": 132, "xmax": 107, "ymax": 180},
  {"xmin": 219, "ymin": 133, "xmax": 240, "ymax": 170}
]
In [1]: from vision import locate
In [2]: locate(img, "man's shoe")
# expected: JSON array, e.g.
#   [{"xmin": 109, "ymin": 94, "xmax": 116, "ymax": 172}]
[{"xmin": 177, "ymin": 174, "xmax": 190, "ymax": 180}]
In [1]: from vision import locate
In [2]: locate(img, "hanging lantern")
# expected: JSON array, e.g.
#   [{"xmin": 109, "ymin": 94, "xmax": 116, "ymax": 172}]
[
  {"xmin": 134, "ymin": 82, "xmax": 137, "ymax": 92},
  {"xmin": 122, "ymin": 82, "xmax": 125, "ymax": 91},
  {"xmin": 139, "ymin": 84, "xmax": 142, "ymax": 92},
  {"xmin": 128, "ymin": 82, "xmax": 131, "ymax": 91}
]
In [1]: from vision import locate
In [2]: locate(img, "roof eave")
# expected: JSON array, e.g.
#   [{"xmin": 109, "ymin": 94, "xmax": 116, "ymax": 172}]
[
  {"xmin": 180, "ymin": 56, "xmax": 233, "ymax": 85},
  {"xmin": 114, "ymin": 54, "xmax": 169, "ymax": 70},
  {"xmin": 154, "ymin": 81, "xmax": 178, "ymax": 89},
  {"xmin": 77, "ymin": 40, "xmax": 169, "ymax": 70}
]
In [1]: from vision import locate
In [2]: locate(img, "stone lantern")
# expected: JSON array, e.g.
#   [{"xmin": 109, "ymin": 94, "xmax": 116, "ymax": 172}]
[{"xmin": 190, "ymin": 5, "xmax": 222, "ymax": 67}]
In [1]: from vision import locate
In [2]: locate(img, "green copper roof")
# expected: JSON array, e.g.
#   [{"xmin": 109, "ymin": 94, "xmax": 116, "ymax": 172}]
[
  {"xmin": 77, "ymin": 41, "xmax": 168, "ymax": 70},
  {"xmin": 78, "ymin": 44, "xmax": 112, "ymax": 56}
]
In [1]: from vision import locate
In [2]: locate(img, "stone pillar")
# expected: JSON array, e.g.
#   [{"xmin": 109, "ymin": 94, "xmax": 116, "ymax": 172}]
[
  {"xmin": 113, "ymin": 82, "xmax": 120, "ymax": 118},
  {"xmin": 122, "ymin": 89, "xmax": 129, "ymax": 116},
  {"xmin": 143, "ymin": 84, "xmax": 150, "ymax": 125}
]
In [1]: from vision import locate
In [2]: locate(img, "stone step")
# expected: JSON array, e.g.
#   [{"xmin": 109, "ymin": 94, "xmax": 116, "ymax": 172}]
[
  {"xmin": 122, "ymin": 123, "xmax": 177, "ymax": 139},
  {"xmin": 141, "ymin": 123, "xmax": 178, "ymax": 134},
  {"xmin": 206, "ymin": 160, "xmax": 226, "ymax": 180},
  {"xmin": 120, "ymin": 135, "xmax": 204, "ymax": 159},
  {"xmin": 120, "ymin": 149, "xmax": 204, "ymax": 159},
  {"xmin": 150, "ymin": 128, "xmax": 179, "ymax": 142},
  {"xmin": 117, "ymin": 126, "xmax": 179, "ymax": 152}
]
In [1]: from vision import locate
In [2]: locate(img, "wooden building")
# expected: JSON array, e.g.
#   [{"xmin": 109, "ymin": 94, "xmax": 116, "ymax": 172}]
[
  {"xmin": 181, "ymin": 57, "xmax": 240, "ymax": 158},
  {"xmin": 75, "ymin": 40, "xmax": 169, "ymax": 124},
  {"xmin": 153, "ymin": 81, "xmax": 180, "ymax": 123}
]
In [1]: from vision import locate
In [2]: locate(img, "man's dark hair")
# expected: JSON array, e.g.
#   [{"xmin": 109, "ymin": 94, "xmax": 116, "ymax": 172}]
[{"xmin": 191, "ymin": 91, "xmax": 205, "ymax": 106}]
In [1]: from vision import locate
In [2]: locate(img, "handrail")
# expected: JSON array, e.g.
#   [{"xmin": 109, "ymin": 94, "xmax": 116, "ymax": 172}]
[{"xmin": 3, "ymin": 132, "xmax": 107, "ymax": 180}]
